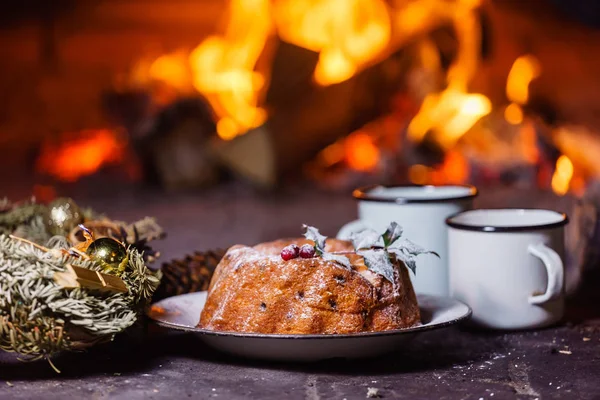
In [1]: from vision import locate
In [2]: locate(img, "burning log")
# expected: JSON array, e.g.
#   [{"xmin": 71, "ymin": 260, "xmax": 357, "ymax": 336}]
[
  {"xmin": 103, "ymin": 93, "xmax": 221, "ymax": 189},
  {"xmin": 102, "ymin": 0, "xmax": 481, "ymax": 189},
  {"xmin": 209, "ymin": 41, "xmax": 424, "ymax": 187},
  {"xmin": 105, "ymin": 0, "xmax": 600, "ymax": 193}
]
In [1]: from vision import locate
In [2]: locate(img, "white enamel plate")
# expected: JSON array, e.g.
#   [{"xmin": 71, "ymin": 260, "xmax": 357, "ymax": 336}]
[{"xmin": 147, "ymin": 292, "xmax": 471, "ymax": 362}]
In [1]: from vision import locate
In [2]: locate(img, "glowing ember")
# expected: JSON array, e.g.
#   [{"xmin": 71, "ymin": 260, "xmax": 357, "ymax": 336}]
[
  {"xmin": 344, "ymin": 132, "xmax": 380, "ymax": 171},
  {"xmin": 36, "ymin": 129, "xmax": 126, "ymax": 182},
  {"xmin": 551, "ymin": 155, "xmax": 574, "ymax": 196}
]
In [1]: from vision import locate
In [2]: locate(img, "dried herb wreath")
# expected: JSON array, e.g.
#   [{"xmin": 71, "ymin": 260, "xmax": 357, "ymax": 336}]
[{"xmin": 0, "ymin": 198, "xmax": 163, "ymax": 371}]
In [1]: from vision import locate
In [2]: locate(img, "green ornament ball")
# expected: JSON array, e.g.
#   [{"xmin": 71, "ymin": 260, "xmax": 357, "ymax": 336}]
[
  {"xmin": 43, "ymin": 198, "xmax": 83, "ymax": 236},
  {"xmin": 86, "ymin": 237, "xmax": 128, "ymax": 275}
]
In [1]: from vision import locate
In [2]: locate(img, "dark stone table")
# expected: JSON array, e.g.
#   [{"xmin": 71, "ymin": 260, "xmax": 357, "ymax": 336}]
[{"xmin": 1, "ymin": 184, "xmax": 599, "ymax": 399}]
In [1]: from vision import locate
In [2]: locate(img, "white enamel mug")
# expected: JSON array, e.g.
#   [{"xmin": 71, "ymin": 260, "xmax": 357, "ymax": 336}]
[
  {"xmin": 337, "ymin": 184, "xmax": 477, "ymax": 296},
  {"xmin": 446, "ymin": 209, "xmax": 568, "ymax": 330}
]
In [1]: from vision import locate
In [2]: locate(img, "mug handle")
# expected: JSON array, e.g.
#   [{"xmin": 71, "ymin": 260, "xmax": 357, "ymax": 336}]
[
  {"xmin": 527, "ymin": 243, "xmax": 564, "ymax": 305},
  {"xmin": 336, "ymin": 220, "xmax": 366, "ymax": 240}
]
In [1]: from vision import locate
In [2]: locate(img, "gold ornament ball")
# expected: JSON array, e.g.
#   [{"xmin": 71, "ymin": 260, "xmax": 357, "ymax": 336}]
[
  {"xmin": 44, "ymin": 198, "xmax": 83, "ymax": 236},
  {"xmin": 86, "ymin": 237, "xmax": 128, "ymax": 274}
]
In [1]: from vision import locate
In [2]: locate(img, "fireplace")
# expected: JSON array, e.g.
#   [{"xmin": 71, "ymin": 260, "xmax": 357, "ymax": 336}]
[{"xmin": 2, "ymin": 0, "xmax": 600, "ymax": 197}]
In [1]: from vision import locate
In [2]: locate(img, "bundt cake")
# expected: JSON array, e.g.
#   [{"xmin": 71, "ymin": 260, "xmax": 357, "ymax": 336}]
[{"xmin": 198, "ymin": 228, "xmax": 423, "ymax": 334}]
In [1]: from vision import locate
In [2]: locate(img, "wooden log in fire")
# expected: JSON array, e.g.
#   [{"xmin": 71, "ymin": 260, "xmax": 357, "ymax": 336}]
[
  {"xmin": 103, "ymin": 93, "xmax": 221, "ymax": 190},
  {"xmin": 209, "ymin": 40, "xmax": 424, "ymax": 187}
]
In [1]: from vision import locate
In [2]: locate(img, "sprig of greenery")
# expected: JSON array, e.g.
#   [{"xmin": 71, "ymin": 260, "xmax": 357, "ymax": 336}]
[
  {"xmin": 302, "ymin": 225, "xmax": 352, "ymax": 269},
  {"xmin": 301, "ymin": 222, "xmax": 438, "ymax": 283},
  {"xmin": 351, "ymin": 222, "xmax": 439, "ymax": 284},
  {"xmin": 302, "ymin": 225, "xmax": 327, "ymax": 255}
]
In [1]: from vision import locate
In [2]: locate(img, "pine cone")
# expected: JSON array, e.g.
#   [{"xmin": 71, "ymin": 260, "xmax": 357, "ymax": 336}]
[{"xmin": 153, "ymin": 248, "xmax": 227, "ymax": 301}]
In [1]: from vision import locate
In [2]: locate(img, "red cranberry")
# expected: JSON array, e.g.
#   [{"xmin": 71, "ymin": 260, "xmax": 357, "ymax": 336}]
[
  {"xmin": 281, "ymin": 244, "xmax": 300, "ymax": 261},
  {"xmin": 299, "ymin": 244, "xmax": 316, "ymax": 258}
]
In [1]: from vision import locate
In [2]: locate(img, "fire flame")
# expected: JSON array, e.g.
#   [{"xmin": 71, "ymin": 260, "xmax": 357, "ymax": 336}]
[
  {"xmin": 319, "ymin": 0, "xmax": 490, "ymax": 177},
  {"xmin": 406, "ymin": 0, "xmax": 491, "ymax": 149},
  {"xmin": 551, "ymin": 155, "xmax": 574, "ymax": 196},
  {"xmin": 407, "ymin": 86, "xmax": 492, "ymax": 148},
  {"xmin": 404, "ymin": 12, "xmax": 549, "ymax": 190},
  {"xmin": 148, "ymin": 51, "xmax": 191, "ymax": 92},
  {"xmin": 131, "ymin": 0, "xmax": 589, "ymax": 196},
  {"xmin": 504, "ymin": 103, "xmax": 524, "ymax": 125},
  {"xmin": 408, "ymin": 150, "xmax": 469, "ymax": 185},
  {"xmin": 506, "ymin": 55, "xmax": 541, "ymax": 105},
  {"xmin": 189, "ymin": 0, "xmax": 272, "ymax": 140},
  {"xmin": 273, "ymin": 0, "xmax": 391, "ymax": 86},
  {"xmin": 344, "ymin": 132, "xmax": 380, "ymax": 171},
  {"xmin": 137, "ymin": 0, "xmax": 397, "ymax": 141},
  {"xmin": 36, "ymin": 129, "xmax": 126, "ymax": 182},
  {"xmin": 504, "ymin": 55, "xmax": 541, "ymax": 125}
]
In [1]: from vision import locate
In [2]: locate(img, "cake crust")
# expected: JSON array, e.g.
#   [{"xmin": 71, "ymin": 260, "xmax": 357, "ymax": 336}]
[{"xmin": 198, "ymin": 238, "xmax": 421, "ymax": 334}]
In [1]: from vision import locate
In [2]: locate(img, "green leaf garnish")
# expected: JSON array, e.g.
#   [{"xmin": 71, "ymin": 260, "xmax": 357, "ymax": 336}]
[
  {"xmin": 382, "ymin": 221, "xmax": 403, "ymax": 247},
  {"xmin": 300, "ymin": 222, "xmax": 438, "ymax": 283},
  {"xmin": 358, "ymin": 249, "xmax": 395, "ymax": 283},
  {"xmin": 350, "ymin": 221, "xmax": 438, "ymax": 284},
  {"xmin": 387, "ymin": 248, "xmax": 417, "ymax": 275},
  {"xmin": 322, "ymin": 252, "xmax": 352, "ymax": 269},
  {"xmin": 389, "ymin": 238, "xmax": 440, "ymax": 259},
  {"xmin": 350, "ymin": 228, "xmax": 382, "ymax": 250},
  {"xmin": 302, "ymin": 225, "xmax": 351, "ymax": 269},
  {"xmin": 302, "ymin": 224, "xmax": 327, "ymax": 255},
  {"xmin": 388, "ymin": 237, "xmax": 440, "ymax": 275}
]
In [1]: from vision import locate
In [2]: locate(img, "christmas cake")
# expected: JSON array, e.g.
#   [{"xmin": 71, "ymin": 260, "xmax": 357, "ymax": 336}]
[{"xmin": 198, "ymin": 223, "xmax": 437, "ymax": 334}]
